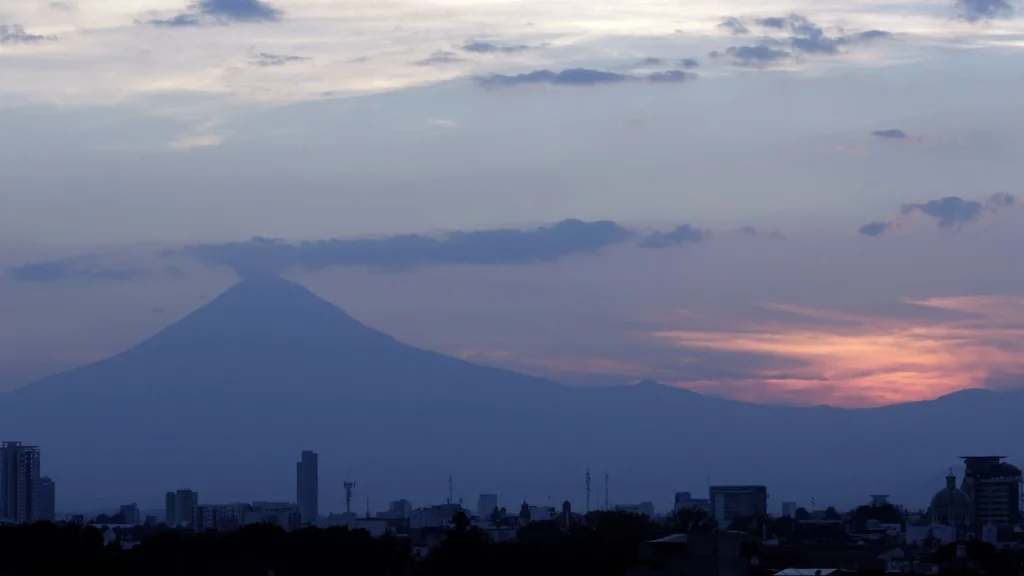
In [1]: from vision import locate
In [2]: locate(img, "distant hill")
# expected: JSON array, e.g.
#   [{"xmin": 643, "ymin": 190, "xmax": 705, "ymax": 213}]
[{"xmin": 1, "ymin": 275, "xmax": 1021, "ymax": 513}]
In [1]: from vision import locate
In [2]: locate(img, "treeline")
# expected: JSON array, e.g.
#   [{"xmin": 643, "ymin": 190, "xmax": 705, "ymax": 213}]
[{"xmin": 0, "ymin": 510, "xmax": 692, "ymax": 576}]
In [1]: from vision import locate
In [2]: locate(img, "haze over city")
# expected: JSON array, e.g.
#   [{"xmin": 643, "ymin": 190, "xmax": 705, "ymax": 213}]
[{"xmin": 3, "ymin": 0, "xmax": 1024, "ymax": 512}]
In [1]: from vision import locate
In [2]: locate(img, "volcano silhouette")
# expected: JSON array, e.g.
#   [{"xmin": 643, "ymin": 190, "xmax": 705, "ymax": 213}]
[{"xmin": 2, "ymin": 276, "xmax": 1023, "ymax": 511}]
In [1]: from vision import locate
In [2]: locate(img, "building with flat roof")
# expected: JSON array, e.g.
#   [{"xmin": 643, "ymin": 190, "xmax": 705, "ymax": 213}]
[
  {"xmin": 1, "ymin": 442, "xmax": 41, "ymax": 524},
  {"xmin": 709, "ymin": 485, "xmax": 767, "ymax": 527},
  {"xmin": 961, "ymin": 456, "xmax": 1021, "ymax": 525},
  {"xmin": 296, "ymin": 450, "xmax": 318, "ymax": 524}
]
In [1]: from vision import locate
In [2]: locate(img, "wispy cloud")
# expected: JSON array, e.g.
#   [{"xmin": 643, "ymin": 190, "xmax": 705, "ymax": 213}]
[
  {"xmin": 461, "ymin": 41, "xmax": 531, "ymax": 54},
  {"xmin": 0, "ymin": 24, "xmax": 57, "ymax": 44},
  {"xmin": 653, "ymin": 296, "xmax": 1024, "ymax": 407},
  {"xmin": 191, "ymin": 219, "xmax": 634, "ymax": 276},
  {"xmin": 718, "ymin": 17, "xmax": 750, "ymax": 35},
  {"xmin": 414, "ymin": 51, "xmax": 464, "ymax": 66},
  {"xmin": 477, "ymin": 68, "xmax": 630, "ymax": 88},
  {"xmin": 956, "ymin": 0, "xmax": 1015, "ymax": 22},
  {"xmin": 144, "ymin": 0, "xmax": 281, "ymax": 27},
  {"xmin": 640, "ymin": 225, "xmax": 710, "ymax": 248},
  {"xmin": 9, "ymin": 260, "xmax": 149, "ymax": 283},
  {"xmin": 251, "ymin": 52, "xmax": 310, "ymax": 67},
  {"xmin": 860, "ymin": 192, "xmax": 1016, "ymax": 235}
]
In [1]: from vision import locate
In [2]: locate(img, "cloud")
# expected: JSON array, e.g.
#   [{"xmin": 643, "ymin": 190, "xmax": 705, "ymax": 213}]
[
  {"xmin": 461, "ymin": 41, "xmax": 530, "ymax": 53},
  {"xmin": 717, "ymin": 14, "xmax": 891, "ymax": 61},
  {"xmin": 956, "ymin": 0, "xmax": 1014, "ymax": 22},
  {"xmin": 646, "ymin": 70, "xmax": 698, "ymax": 83},
  {"xmin": 191, "ymin": 219, "xmax": 634, "ymax": 276},
  {"xmin": 678, "ymin": 58, "xmax": 700, "ymax": 69},
  {"xmin": 167, "ymin": 134, "xmax": 223, "ymax": 150},
  {"xmin": 9, "ymin": 260, "xmax": 149, "ymax": 283},
  {"xmin": 0, "ymin": 24, "xmax": 57, "ymax": 44},
  {"xmin": 143, "ymin": 0, "xmax": 281, "ymax": 27},
  {"xmin": 739, "ymin": 226, "xmax": 787, "ymax": 240},
  {"xmin": 146, "ymin": 14, "xmax": 204, "ymax": 27},
  {"xmin": 477, "ymin": 68, "xmax": 631, "ymax": 88},
  {"xmin": 861, "ymin": 192, "xmax": 1016, "ymax": 235},
  {"xmin": 636, "ymin": 57, "xmax": 664, "ymax": 66},
  {"xmin": 198, "ymin": 0, "xmax": 281, "ymax": 22},
  {"xmin": 718, "ymin": 17, "xmax": 750, "ymax": 35},
  {"xmin": 901, "ymin": 197, "xmax": 986, "ymax": 228},
  {"xmin": 640, "ymin": 225, "xmax": 709, "ymax": 248},
  {"xmin": 858, "ymin": 221, "xmax": 894, "ymax": 237},
  {"xmin": 870, "ymin": 129, "xmax": 908, "ymax": 139},
  {"xmin": 414, "ymin": 51, "xmax": 464, "ymax": 66},
  {"xmin": 252, "ymin": 52, "xmax": 310, "ymax": 67},
  {"xmin": 652, "ymin": 296, "xmax": 1024, "ymax": 407},
  {"xmin": 712, "ymin": 45, "xmax": 791, "ymax": 67},
  {"xmin": 989, "ymin": 192, "xmax": 1015, "ymax": 207},
  {"xmin": 48, "ymin": 2, "xmax": 74, "ymax": 11}
]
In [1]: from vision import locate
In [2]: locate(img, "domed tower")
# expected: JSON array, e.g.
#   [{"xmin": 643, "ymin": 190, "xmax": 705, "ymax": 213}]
[{"xmin": 930, "ymin": 473, "xmax": 972, "ymax": 526}]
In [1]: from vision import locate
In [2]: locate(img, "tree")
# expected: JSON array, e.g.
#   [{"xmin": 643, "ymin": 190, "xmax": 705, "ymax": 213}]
[
  {"xmin": 823, "ymin": 506, "xmax": 840, "ymax": 520},
  {"xmin": 669, "ymin": 506, "xmax": 715, "ymax": 534},
  {"xmin": 794, "ymin": 507, "xmax": 810, "ymax": 521}
]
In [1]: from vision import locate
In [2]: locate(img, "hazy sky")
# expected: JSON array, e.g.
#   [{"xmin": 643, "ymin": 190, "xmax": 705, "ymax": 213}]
[{"xmin": 2, "ymin": 0, "xmax": 1023, "ymax": 407}]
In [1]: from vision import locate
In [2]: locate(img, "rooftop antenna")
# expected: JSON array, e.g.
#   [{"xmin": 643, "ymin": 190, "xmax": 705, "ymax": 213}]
[
  {"xmin": 605, "ymin": 472, "xmax": 609, "ymax": 510},
  {"xmin": 343, "ymin": 480, "xmax": 356, "ymax": 515},
  {"xmin": 365, "ymin": 496, "xmax": 370, "ymax": 519},
  {"xmin": 448, "ymin": 474, "xmax": 453, "ymax": 505},
  {"xmin": 585, "ymin": 468, "xmax": 591, "ymax": 512}
]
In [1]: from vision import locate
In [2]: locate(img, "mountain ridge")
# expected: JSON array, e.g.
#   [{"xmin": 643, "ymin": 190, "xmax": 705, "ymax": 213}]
[{"xmin": 2, "ymin": 275, "xmax": 1022, "ymax": 512}]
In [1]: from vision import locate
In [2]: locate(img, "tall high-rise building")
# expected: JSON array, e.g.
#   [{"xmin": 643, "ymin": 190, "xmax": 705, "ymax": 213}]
[
  {"xmin": 296, "ymin": 450, "xmax": 318, "ymax": 524},
  {"xmin": 165, "ymin": 489, "xmax": 199, "ymax": 527},
  {"xmin": 165, "ymin": 491, "xmax": 177, "ymax": 525},
  {"xmin": 40, "ymin": 477, "xmax": 56, "ymax": 522},
  {"xmin": 477, "ymin": 494, "xmax": 498, "ymax": 519},
  {"xmin": 1, "ymin": 441, "xmax": 42, "ymax": 524},
  {"xmin": 961, "ymin": 456, "xmax": 1022, "ymax": 525}
]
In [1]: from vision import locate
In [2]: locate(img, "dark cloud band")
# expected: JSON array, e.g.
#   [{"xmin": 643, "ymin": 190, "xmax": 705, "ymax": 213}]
[{"xmin": 190, "ymin": 219, "xmax": 634, "ymax": 276}]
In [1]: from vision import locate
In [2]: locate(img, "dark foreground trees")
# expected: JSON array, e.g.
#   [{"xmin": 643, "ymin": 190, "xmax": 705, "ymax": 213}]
[{"xmin": 0, "ymin": 510, "xmax": 703, "ymax": 576}]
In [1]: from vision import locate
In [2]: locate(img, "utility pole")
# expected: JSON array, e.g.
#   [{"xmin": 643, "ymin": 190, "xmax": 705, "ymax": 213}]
[{"xmin": 605, "ymin": 472, "xmax": 609, "ymax": 510}]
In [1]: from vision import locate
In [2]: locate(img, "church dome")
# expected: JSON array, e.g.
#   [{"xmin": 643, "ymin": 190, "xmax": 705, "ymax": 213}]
[{"xmin": 929, "ymin": 475, "xmax": 971, "ymax": 526}]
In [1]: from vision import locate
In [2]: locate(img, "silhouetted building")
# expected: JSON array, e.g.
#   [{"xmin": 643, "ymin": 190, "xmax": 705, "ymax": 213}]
[
  {"xmin": 930, "ymin": 473, "xmax": 971, "ymax": 526},
  {"xmin": 1, "ymin": 442, "xmax": 41, "ymax": 523},
  {"xmin": 166, "ymin": 489, "xmax": 198, "ymax": 527},
  {"xmin": 781, "ymin": 501, "xmax": 797, "ymax": 518},
  {"xmin": 39, "ymin": 476, "xmax": 55, "ymax": 522},
  {"xmin": 296, "ymin": 450, "xmax": 318, "ymax": 524},
  {"xmin": 382, "ymin": 499, "xmax": 412, "ymax": 519},
  {"xmin": 675, "ymin": 491, "xmax": 711, "ymax": 514},
  {"xmin": 961, "ymin": 456, "xmax": 1021, "ymax": 525},
  {"xmin": 616, "ymin": 502, "xmax": 656, "ymax": 517},
  {"xmin": 477, "ymin": 493, "xmax": 498, "ymax": 519},
  {"xmin": 119, "ymin": 503, "xmax": 140, "ymax": 525},
  {"xmin": 710, "ymin": 485, "xmax": 767, "ymax": 527}
]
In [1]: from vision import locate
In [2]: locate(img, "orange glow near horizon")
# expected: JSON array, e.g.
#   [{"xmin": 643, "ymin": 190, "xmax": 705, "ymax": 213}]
[{"xmin": 651, "ymin": 295, "xmax": 1024, "ymax": 407}]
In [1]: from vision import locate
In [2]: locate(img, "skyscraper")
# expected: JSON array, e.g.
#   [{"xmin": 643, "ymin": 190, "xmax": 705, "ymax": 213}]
[
  {"xmin": 477, "ymin": 494, "xmax": 498, "ymax": 519},
  {"xmin": 296, "ymin": 450, "xmax": 318, "ymax": 524},
  {"xmin": 165, "ymin": 489, "xmax": 198, "ymax": 527},
  {"xmin": 39, "ymin": 477, "xmax": 56, "ymax": 522},
  {"xmin": 1, "ymin": 441, "xmax": 41, "ymax": 524}
]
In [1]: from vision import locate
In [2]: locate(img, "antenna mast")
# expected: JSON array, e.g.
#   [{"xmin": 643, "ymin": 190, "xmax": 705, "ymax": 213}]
[
  {"xmin": 343, "ymin": 480, "xmax": 356, "ymax": 515},
  {"xmin": 605, "ymin": 472, "xmax": 609, "ymax": 510},
  {"xmin": 448, "ymin": 474, "xmax": 453, "ymax": 505},
  {"xmin": 585, "ymin": 468, "xmax": 591, "ymax": 512}
]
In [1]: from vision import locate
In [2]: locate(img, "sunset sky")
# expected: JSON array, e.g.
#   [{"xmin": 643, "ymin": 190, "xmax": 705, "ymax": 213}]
[{"xmin": 2, "ymin": 0, "xmax": 1023, "ymax": 408}]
